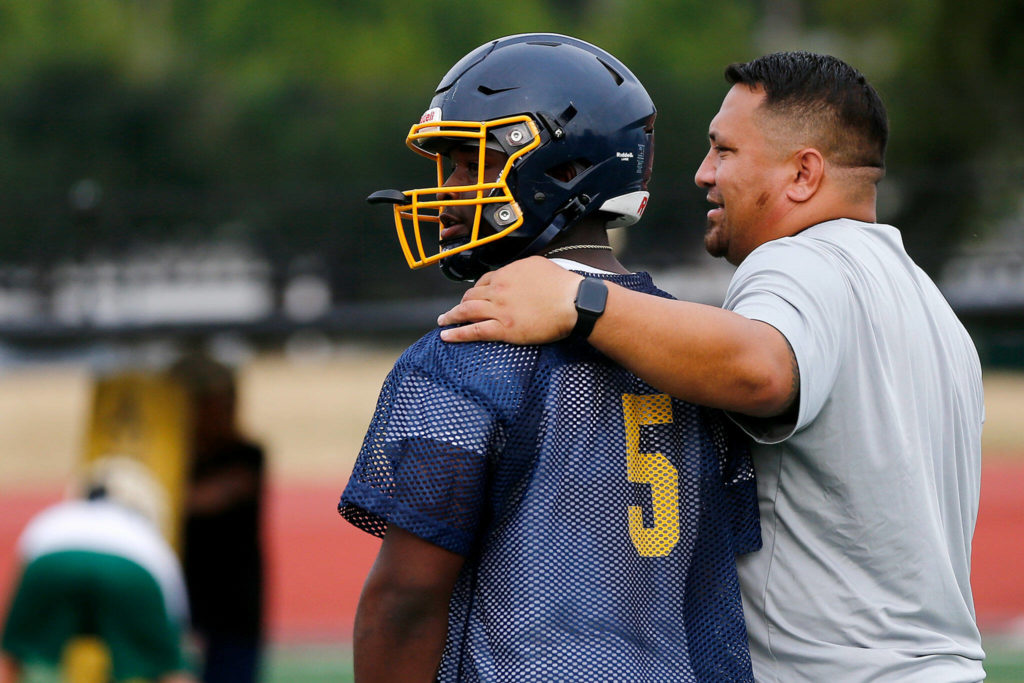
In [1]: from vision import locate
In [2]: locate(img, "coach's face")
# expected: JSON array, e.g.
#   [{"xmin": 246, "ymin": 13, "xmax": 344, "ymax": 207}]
[
  {"xmin": 437, "ymin": 144, "xmax": 510, "ymax": 251},
  {"xmin": 694, "ymin": 84, "xmax": 794, "ymax": 265}
]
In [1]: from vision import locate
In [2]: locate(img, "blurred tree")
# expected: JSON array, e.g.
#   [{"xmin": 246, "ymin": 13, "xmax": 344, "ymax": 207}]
[
  {"xmin": 755, "ymin": 0, "xmax": 1024, "ymax": 271},
  {"xmin": 0, "ymin": 0, "xmax": 1019, "ymax": 306}
]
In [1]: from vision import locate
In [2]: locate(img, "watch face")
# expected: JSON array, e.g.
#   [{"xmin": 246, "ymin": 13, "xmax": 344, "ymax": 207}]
[
  {"xmin": 572, "ymin": 277, "xmax": 607, "ymax": 339},
  {"xmin": 576, "ymin": 277, "xmax": 609, "ymax": 315}
]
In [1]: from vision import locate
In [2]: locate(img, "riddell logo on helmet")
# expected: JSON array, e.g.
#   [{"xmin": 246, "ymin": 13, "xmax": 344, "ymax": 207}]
[
  {"xmin": 420, "ymin": 108, "xmax": 442, "ymax": 124},
  {"xmin": 418, "ymin": 107, "xmax": 443, "ymax": 134},
  {"xmin": 637, "ymin": 196, "xmax": 649, "ymax": 215}
]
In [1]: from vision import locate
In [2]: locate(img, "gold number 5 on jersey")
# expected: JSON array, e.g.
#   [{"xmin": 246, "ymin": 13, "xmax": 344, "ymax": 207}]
[{"xmin": 621, "ymin": 393, "xmax": 680, "ymax": 557}]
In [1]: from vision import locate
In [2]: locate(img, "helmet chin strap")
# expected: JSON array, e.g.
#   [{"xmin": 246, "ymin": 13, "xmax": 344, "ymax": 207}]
[
  {"xmin": 439, "ymin": 218, "xmax": 566, "ymax": 282},
  {"xmin": 439, "ymin": 251, "xmax": 483, "ymax": 282},
  {"xmin": 519, "ymin": 216, "xmax": 568, "ymax": 259},
  {"xmin": 513, "ymin": 193, "xmax": 591, "ymax": 262},
  {"xmin": 440, "ymin": 195, "xmax": 591, "ymax": 282},
  {"xmin": 438, "ymin": 237, "xmax": 482, "ymax": 282}
]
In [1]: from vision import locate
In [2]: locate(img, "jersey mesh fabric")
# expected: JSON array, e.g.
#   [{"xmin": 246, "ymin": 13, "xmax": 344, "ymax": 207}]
[{"xmin": 340, "ymin": 271, "xmax": 761, "ymax": 682}]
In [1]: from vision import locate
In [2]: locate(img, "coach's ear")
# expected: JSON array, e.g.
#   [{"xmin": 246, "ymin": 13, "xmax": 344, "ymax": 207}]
[{"xmin": 786, "ymin": 147, "xmax": 824, "ymax": 203}]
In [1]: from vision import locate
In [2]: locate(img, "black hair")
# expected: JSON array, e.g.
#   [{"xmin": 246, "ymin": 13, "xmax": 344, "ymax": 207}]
[
  {"xmin": 725, "ymin": 51, "xmax": 888, "ymax": 169},
  {"xmin": 85, "ymin": 483, "xmax": 107, "ymax": 501}
]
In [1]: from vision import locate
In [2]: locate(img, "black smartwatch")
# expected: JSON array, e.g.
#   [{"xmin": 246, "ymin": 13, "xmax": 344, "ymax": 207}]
[{"xmin": 571, "ymin": 277, "xmax": 608, "ymax": 339}]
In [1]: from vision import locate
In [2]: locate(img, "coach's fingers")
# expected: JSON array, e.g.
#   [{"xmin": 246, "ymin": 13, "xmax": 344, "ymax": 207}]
[
  {"xmin": 439, "ymin": 319, "xmax": 507, "ymax": 343},
  {"xmin": 459, "ymin": 281, "xmax": 497, "ymax": 305},
  {"xmin": 438, "ymin": 298, "xmax": 495, "ymax": 328}
]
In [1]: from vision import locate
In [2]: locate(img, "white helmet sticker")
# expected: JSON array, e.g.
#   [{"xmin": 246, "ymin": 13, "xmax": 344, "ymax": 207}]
[{"xmin": 419, "ymin": 107, "xmax": 442, "ymax": 133}]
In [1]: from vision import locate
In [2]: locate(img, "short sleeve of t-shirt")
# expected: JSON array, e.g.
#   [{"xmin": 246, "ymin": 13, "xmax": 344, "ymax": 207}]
[
  {"xmin": 723, "ymin": 238, "xmax": 849, "ymax": 444},
  {"xmin": 339, "ymin": 334, "xmax": 503, "ymax": 555}
]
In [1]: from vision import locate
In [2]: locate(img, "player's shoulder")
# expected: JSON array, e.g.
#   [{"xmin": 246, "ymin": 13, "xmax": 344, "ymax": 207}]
[
  {"xmin": 582, "ymin": 270, "xmax": 673, "ymax": 300},
  {"xmin": 218, "ymin": 438, "xmax": 265, "ymax": 468},
  {"xmin": 395, "ymin": 327, "xmax": 543, "ymax": 385}
]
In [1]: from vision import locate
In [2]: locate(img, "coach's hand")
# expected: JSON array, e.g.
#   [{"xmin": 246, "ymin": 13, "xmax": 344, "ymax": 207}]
[{"xmin": 438, "ymin": 256, "xmax": 582, "ymax": 344}]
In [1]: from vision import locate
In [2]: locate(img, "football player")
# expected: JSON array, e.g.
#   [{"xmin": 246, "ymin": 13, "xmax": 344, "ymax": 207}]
[
  {"xmin": 1, "ymin": 457, "xmax": 194, "ymax": 683},
  {"xmin": 340, "ymin": 33, "xmax": 761, "ymax": 682}
]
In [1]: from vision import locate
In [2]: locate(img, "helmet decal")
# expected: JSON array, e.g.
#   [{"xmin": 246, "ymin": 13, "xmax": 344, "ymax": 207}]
[{"xmin": 418, "ymin": 107, "xmax": 443, "ymax": 132}]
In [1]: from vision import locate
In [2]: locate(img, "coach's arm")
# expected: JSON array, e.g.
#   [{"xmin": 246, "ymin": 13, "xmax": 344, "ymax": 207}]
[
  {"xmin": 353, "ymin": 525, "xmax": 464, "ymax": 683},
  {"xmin": 438, "ymin": 256, "xmax": 796, "ymax": 418}
]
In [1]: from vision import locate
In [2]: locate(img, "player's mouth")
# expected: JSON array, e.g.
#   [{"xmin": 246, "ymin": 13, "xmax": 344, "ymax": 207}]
[{"xmin": 439, "ymin": 212, "xmax": 470, "ymax": 245}]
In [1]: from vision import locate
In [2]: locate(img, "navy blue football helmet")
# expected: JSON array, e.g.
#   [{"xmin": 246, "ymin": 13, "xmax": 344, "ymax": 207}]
[{"xmin": 369, "ymin": 33, "xmax": 656, "ymax": 281}]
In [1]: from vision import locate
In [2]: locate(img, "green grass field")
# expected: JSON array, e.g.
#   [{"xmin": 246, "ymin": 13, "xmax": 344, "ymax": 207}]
[
  {"xmin": 263, "ymin": 645, "xmax": 353, "ymax": 683},
  {"xmin": 984, "ymin": 644, "xmax": 1024, "ymax": 683},
  {"xmin": 12, "ymin": 641, "xmax": 1022, "ymax": 682},
  {"xmin": 260, "ymin": 641, "xmax": 1024, "ymax": 683}
]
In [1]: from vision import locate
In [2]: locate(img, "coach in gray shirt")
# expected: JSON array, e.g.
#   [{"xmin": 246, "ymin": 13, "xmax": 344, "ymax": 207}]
[{"xmin": 438, "ymin": 52, "xmax": 985, "ymax": 682}]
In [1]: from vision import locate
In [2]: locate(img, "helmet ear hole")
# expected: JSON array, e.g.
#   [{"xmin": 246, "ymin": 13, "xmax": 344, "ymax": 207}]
[{"xmin": 546, "ymin": 159, "xmax": 591, "ymax": 182}]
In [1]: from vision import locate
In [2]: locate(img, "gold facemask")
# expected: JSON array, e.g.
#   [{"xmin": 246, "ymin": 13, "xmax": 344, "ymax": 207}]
[{"xmin": 389, "ymin": 114, "xmax": 542, "ymax": 270}]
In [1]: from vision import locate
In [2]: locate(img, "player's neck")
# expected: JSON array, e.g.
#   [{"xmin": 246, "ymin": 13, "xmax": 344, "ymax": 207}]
[
  {"xmin": 540, "ymin": 222, "xmax": 629, "ymax": 274},
  {"xmin": 549, "ymin": 247, "xmax": 628, "ymax": 273}
]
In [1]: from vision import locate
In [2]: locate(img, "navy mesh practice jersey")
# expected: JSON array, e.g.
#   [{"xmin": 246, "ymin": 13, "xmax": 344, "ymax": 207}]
[{"xmin": 340, "ymin": 271, "xmax": 761, "ymax": 682}]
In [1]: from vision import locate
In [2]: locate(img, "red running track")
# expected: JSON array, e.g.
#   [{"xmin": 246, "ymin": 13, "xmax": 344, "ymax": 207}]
[{"xmin": 2, "ymin": 462, "xmax": 1023, "ymax": 643}]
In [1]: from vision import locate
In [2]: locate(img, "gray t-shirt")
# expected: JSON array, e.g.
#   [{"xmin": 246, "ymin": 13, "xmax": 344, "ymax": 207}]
[{"xmin": 725, "ymin": 219, "xmax": 985, "ymax": 682}]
